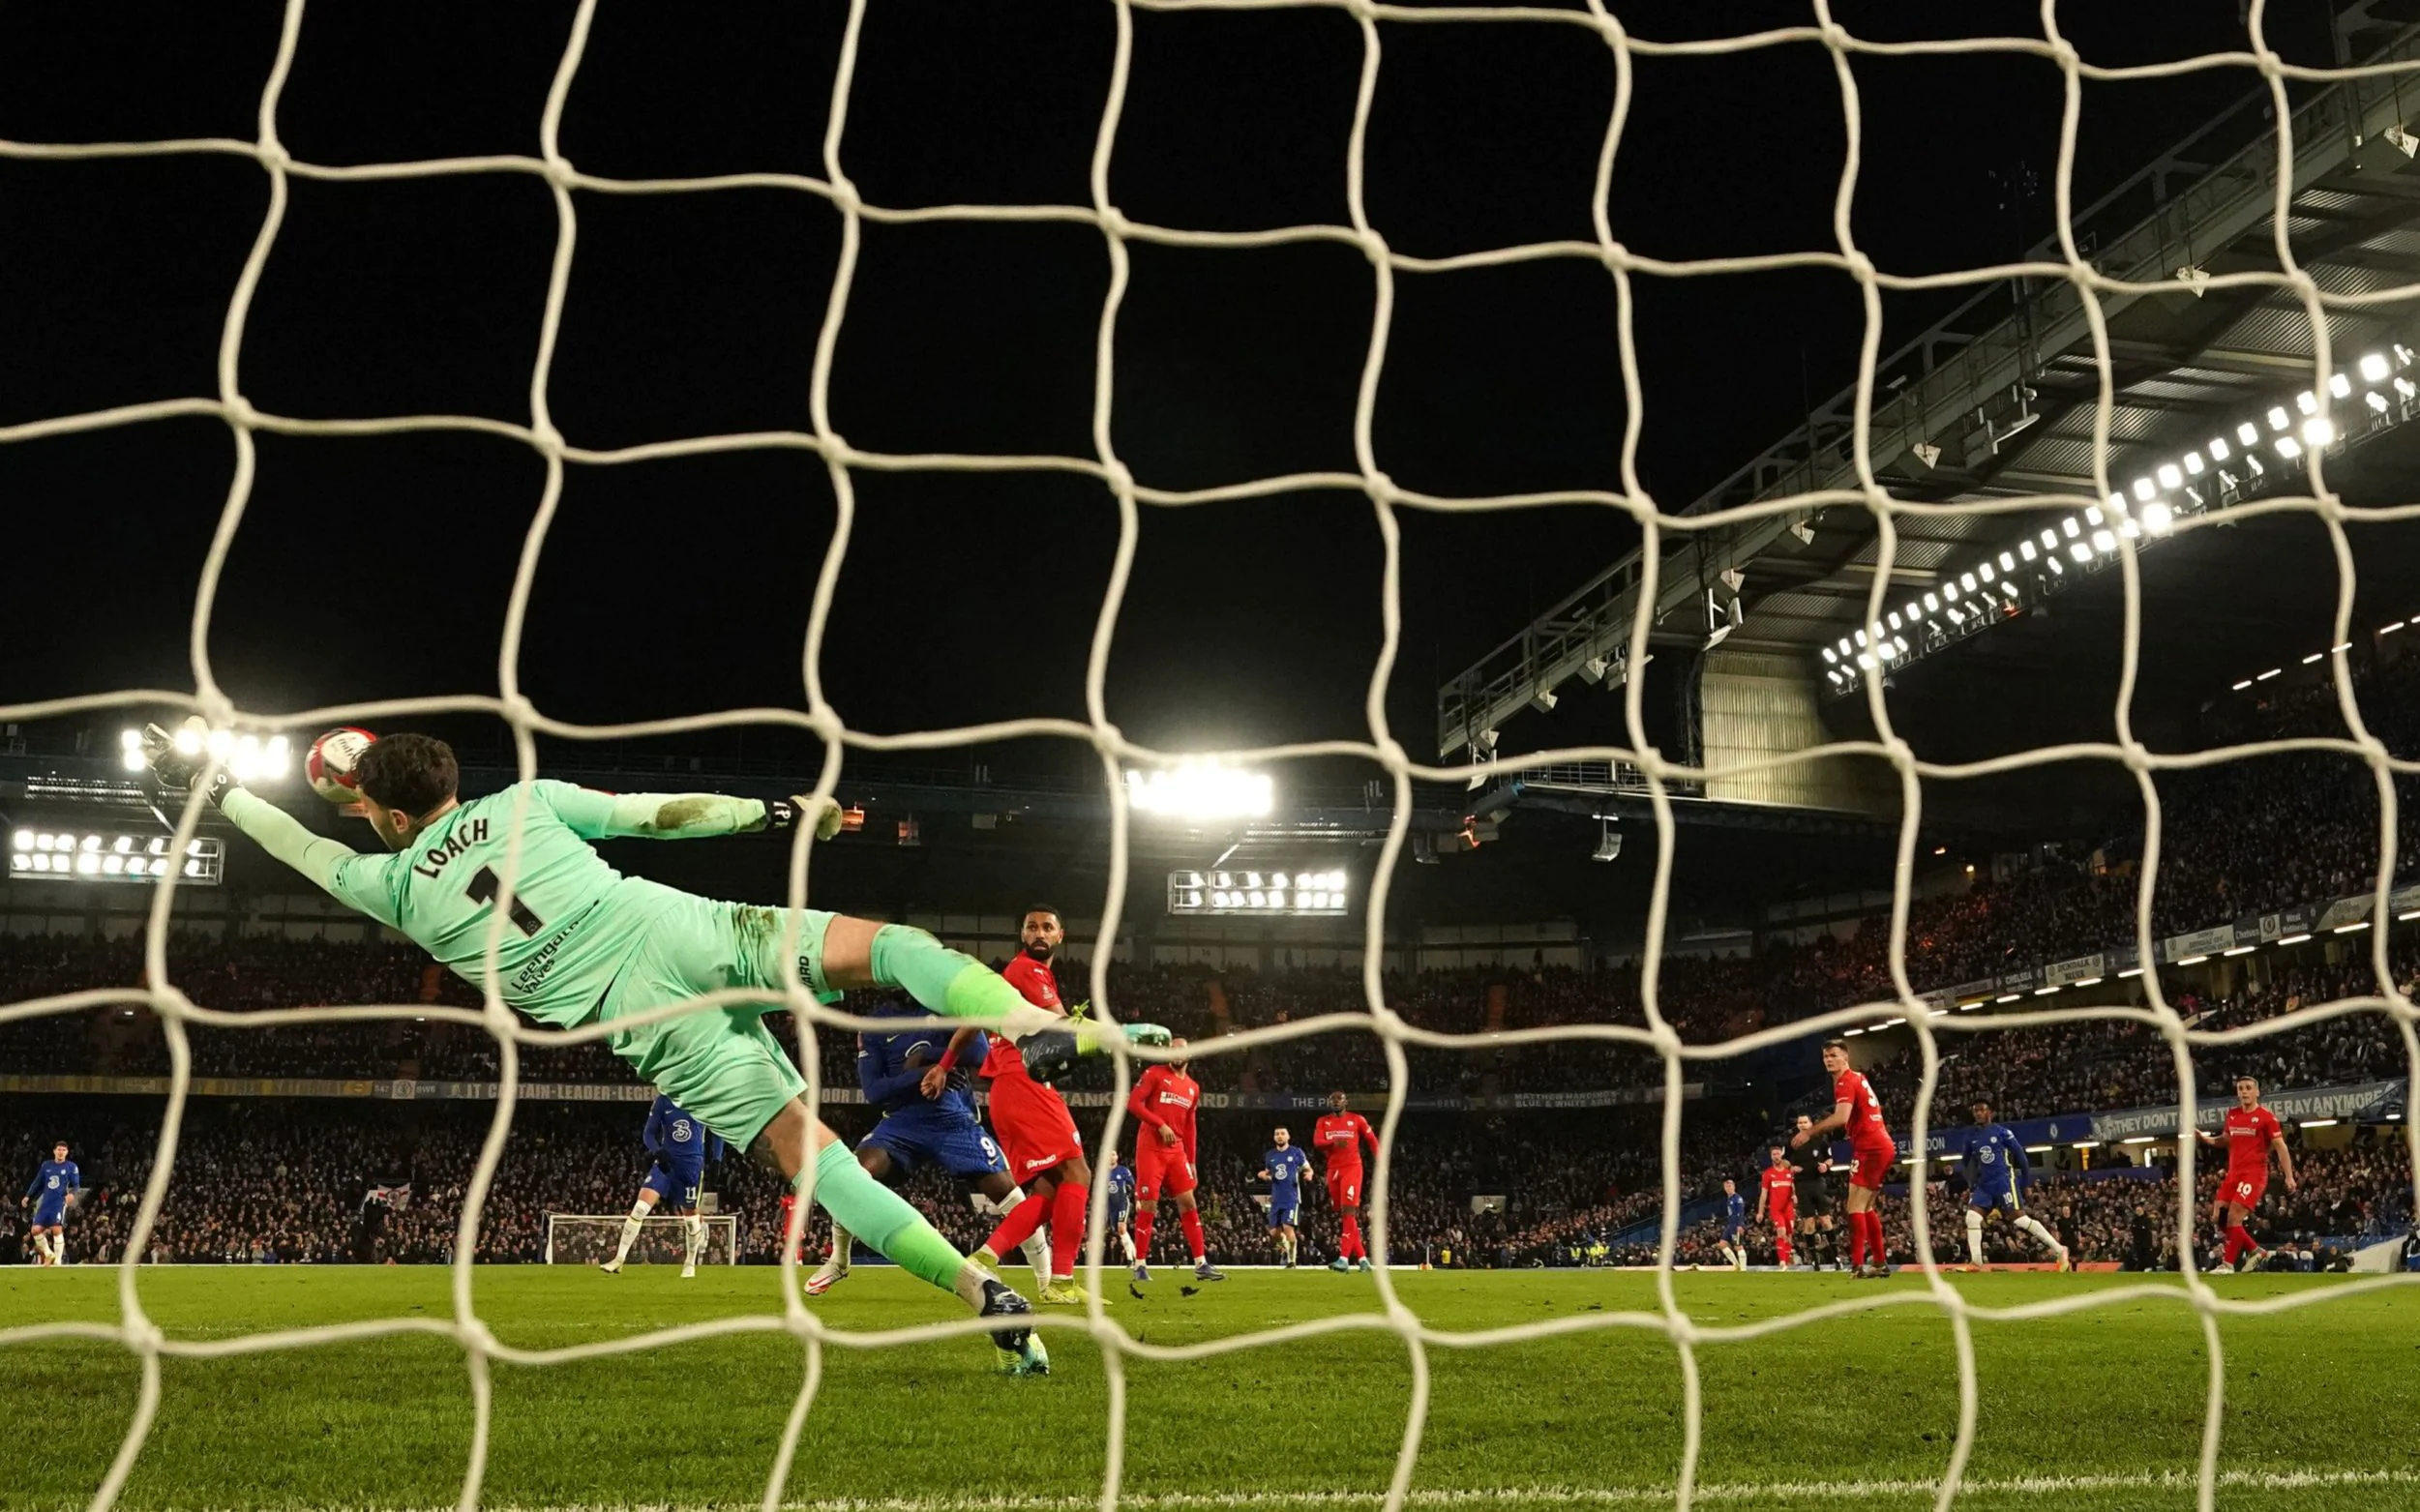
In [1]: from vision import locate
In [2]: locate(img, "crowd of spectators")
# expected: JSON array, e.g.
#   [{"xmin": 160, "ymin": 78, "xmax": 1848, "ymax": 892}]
[{"xmin": 9, "ymin": 1095, "xmax": 2406, "ymax": 1272}]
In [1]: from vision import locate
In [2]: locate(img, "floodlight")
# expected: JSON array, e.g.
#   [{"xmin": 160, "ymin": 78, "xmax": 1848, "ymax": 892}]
[
  {"xmin": 2070, "ymin": 541, "xmax": 2092, "ymax": 563},
  {"xmin": 2156, "ymin": 463, "xmax": 2181, "ymax": 489},
  {"xmin": 1530, "ymin": 688, "xmax": 1558, "ymax": 713},
  {"xmin": 1943, "ymin": 580, "xmax": 1959, "ymax": 601},
  {"xmin": 2301, "ymin": 417, "xmax": 2334, "ymax": 446},
  {"xmin": 2256, "ymin": 667, "xmax": 2281, "ymax": 680},
  {"xmin": 1959, "ymin": 572, "xmax": 1977, "ymax": 591},
  {"xmin": 2400, "ymin": 376, "xmax": 2419, "ymax": 400},
  {"xmin": 2018, "ymin": 541, "xmax": 2036, "ymax": 562},
  {"xmin": 2131, "ymin": 477, "xmax": 2156, "ymax": 501},
  {"xmin": 1885, "ymin": 611, "xmax": 1901, "ymax": 631},
  {"xmin": 1126, "ymin": 761, "xmax": 1275, "ymax": 820},
  {"xmin": 2061, "ymin": 517, "xmax": 2079, "ymax": 538},
  {"xmin": 1978, "ymin": 562, "xmax": 1995, "ymax": 583},
  {"xmin": 2091, "ymin": 529, "xmax": 2115, "ymax": 554},
  {"xmin": 2328, "ymin": 371, "xmax": 2351, "ymax": 399},
  {"xmin": 2301, "ymin": 651, "xmax": 2323, "ymax": 665},
  {"xmin": 2246, "ymin": 452, "xmax": 2265, "ymax": 476},
  {"xmin": 1591, "ymin": 818, "xmax": 1622, "ymax": 863},
  {"xmin": 2039, "ymin": 528, "xmax": 2058, "ymax": 550},
  {"xmin": 1894, "ymin": 636, "xmax": 1909, "ymax": 655},
  {"xmin": 2360, "ymin": 352, "xmax": 2391, "ymax": 383},
  {"xmin": 2231, "ymin": 679, "xmax": 2252, "ymax": 691},
  {"xmin": 9, "ymin": 831, "xmax": 29, "ymax": 851},
  {"xmin": 1790, "ymin": 520, "xmax": 1817, "ymax": 546},
  {"xmin": 2208, "ymin": 436, "xmax": 2229, "ymax": 460},
  {"xmin": 1854, "ymin": 628, "xmax": 1867, "ymax": 646},
  {"xmin": 2295, "ymin": 390, "xmax": 2316, "ymax": 416},
  {"xmin": 1837, "ymin": 637, "xmax": 1854, "ymax": 659},
  {"xmin": 2275, "ymin": 435, "xmax": 2301, "ymax": 459},
  {"xmin": 172, "ymin": 725, "xmax": 201, "ymax": 756},
  {"xmin": 2368, "ymin": 391, "xmax": 2389, "ymax": 413},
  {"xmin": 2183, "ymin": 453, "xmax": 2203, "ymax": 475},
  {"xmin": 2268, "ymin": 405, "xmax": 2290, "ymax": 430},
  {"xmin": 1579, "ymin": 655, "xmax": 1610, "ymax": 685},
  {"xmin": 1923, "ymin": 592, "xmax": 1940, "ymax": 611},
  {"xmin": 1902, "ymin": 601, "xmax": 1920, "ymax": 621},
  {"xmin": 2237, "ymin": 422, "xmax": 2260, "ymax": 444},
  {"xmin": 1877, "ymin": 638, "xmax": 1897, "ymax": 661},
  {"xmin": 2085, "ymin": 506, "xmax": 2105, "ymax": 527}
]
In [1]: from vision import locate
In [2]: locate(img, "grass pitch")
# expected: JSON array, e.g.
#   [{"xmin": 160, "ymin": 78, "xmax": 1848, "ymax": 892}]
[{"xmin": 3, "ymin": 1264, "xmax": 2417, "ymax": 1511}]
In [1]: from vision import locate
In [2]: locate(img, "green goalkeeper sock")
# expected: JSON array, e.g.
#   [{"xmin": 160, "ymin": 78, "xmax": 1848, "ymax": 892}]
[
  {"xmin": 809, "ymin": 1141, "xmax": 973, "ymax": 1299},
  {"xmin": 869, "ymin": 925, "xmax": 1033, "ymax": 1023}
]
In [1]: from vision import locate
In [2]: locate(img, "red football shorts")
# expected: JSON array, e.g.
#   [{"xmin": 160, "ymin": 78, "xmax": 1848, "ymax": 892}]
[
  {"xmin": 1769, "ymin": 1197, "xmax": 1796, "ymax": 1229},
  {"xmin": 2222, "ymin": 1169, "xmax": 2269, "ymax": 1211},
  {"xmin": 987, "ymin": 1069, "xmax": 1082, "ymax": 1180},
  {"xmin": 1133, "ymin": 1138, "xmax": 1197, "ymax": 1201},
  {"xmin": 1847, "ymin": 1141, "xmax": 1897, "ymax": 1191},
  {"xmin": 1326, "ymin": 1167, "xmax": 1363, "ymax": 1209}
]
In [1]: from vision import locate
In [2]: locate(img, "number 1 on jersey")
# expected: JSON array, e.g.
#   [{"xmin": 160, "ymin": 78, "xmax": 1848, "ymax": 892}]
[{"xmin": 465, "ymin": 866, "xmax": 546, "ymax": 936}]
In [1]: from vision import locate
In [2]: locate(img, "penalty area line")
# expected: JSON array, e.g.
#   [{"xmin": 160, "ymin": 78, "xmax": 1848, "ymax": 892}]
[{"xmin": 414, "ymin": 1466, "xmax": 2420, "ymax": 1512}]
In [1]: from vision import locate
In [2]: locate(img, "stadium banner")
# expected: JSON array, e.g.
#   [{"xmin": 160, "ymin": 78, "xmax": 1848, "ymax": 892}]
[
  {"xmin": 2042, "ymin": 952, "xmax": 2106, "ymax": 988},
  {"xmin": 2089, "ymin": 1079, "xmax": 2405, "ymax": 1140},
  {"xmin": 1901, "ymin": 1110, "xmax": 2102, "ymax": 1159},
  {"xmin": 2315, "ymin": 884, "xmax": 2420, "ymax": 933},
  {"xmin": 1948, "ymin": 978, "xmax": 1998, "ymax": 1002},
  {"xmin": 0, "ymin": 1073, "xmax": 1701, "ymax": 1112},
  {"xmin": 2161, "ymin": 924, "xmax": 2235, "ymax": 962},
  {"xmin": 1995, "ymin": 966, "xmax": 2041, "ymax": 993}
]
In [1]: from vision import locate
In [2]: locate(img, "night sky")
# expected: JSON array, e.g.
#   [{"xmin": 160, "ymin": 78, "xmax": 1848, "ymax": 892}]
[{"xmin": 0, "ymin": 1, "xmax": 2363, "ymax": 791}]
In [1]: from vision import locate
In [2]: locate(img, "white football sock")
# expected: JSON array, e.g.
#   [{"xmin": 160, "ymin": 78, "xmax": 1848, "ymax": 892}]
[
  {"xmin": 1965, "ymin": 1210, "xmax": 1987, "ymax": 1264},
  {"xmin": 612, "ymin": 1202, "xmax": 648, "ymax": 1264},
  {"xmin": 2016, "ymin": 1215, "xmax": 2060, "ymax": 1254},
  {"xmin": 1118, "ymin": 1230, "xmax": 1136, "ymax": 1264},
  {"xmin": 682, "ymin": 1214, "xmax": 705, "ymax": 1269},
  {"xmin": 824, "ymin": 1223, "xmax": 853, "ymax": 1273}
]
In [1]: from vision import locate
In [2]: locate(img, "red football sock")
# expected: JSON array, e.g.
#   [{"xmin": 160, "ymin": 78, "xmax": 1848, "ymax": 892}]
[
  {"xmin": 2226, "ymin": 1224, "xmax": 2255, "ymax": 1265},
  {"xmin": 1180, "ymin": 1207, "xmax": 1207, "ymax": 1263},
  {"xmin": 1777, "ymin": 1234, "xmax": 1794, "ymax": 1267},
  {"xmin": 1050, "ymin": 1178, "xmax": 1090, "ymax": 1280},
  {"xmin": 1847, "ymin": 1212, "xmax": 1867, "ymax": 1269},
  {"xmin": 983, "ymin": 1189, "xmax": 1051, "ymax": 1262},
  {"xmin": 1133, "ymin": 1207, "xmax": 1156, "ymax": 1263},
  {"xmin": 1866, "ymin": 1211, "xmax": 1887, "ymax": 1267},
  {"xmin": 1341, "ymin": 1214, "xmax": 1363, "ymax": 1260}
]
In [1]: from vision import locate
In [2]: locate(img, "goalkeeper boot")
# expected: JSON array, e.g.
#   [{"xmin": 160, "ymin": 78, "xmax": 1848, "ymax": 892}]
[
  {"xmin": 1019, "ymin": 1020, "xmax": 1173, "ymax": 1084},
  {"xmin": 804, "ymin": 1257, "xmax": 849, "ymax": 1296},
  {"xmin": 1192, "ymin": 1260, "xmax": 1226, "ymax": 1283},
  {"xmin": 980, "ymin": 1280, "xmax": 1047, "ymax": 1377}
]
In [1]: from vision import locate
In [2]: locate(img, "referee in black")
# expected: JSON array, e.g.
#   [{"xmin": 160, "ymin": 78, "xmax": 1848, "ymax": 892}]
[{"xmin": 1785, "ymin": 1112, "xmax": 1838, "ymax": 1270}]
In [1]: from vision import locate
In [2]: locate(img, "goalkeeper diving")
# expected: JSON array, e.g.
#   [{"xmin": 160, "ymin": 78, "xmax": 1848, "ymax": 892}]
[{"xmin": 142, "ymin": 722, "xmax": 1167, "ymax": 1374}]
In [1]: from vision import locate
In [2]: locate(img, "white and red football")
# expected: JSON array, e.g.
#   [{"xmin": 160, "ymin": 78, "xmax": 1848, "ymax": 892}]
[{"xmin": 306, "ymin": 726, "xmax": 377, "ymax": 806}]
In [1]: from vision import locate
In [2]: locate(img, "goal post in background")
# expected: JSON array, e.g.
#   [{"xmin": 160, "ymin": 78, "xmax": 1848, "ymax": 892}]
[
  {"xmin": 545, "ymin": 1214, "xmax": 737, "ymax": 1267},
  {"xmin": 0, "ymin": 3, "xmax": 2414, "ymax": 1512}
]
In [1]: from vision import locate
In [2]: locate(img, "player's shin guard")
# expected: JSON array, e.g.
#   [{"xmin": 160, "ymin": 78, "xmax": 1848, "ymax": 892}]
[
  {"xmin": 805, "ymin": 1141, "xmax": 978, "ymax": 1303},
  {"xmin": 1179, "ymin": 1207, "xmax": 1208, "ymax": 1264},
  {"xmin": 683, "ymin": 1214, "xmax": 705, "ymax": 1269},
  {"xmin": 1964, "ymin": 1208, "xmax": 1987, "ymax": 1264},
  {"xmin": 1049, "ymin": 1179, "xmax": 1090, "ymax": 1280},
  {"xmin": 612, "ymin": 1203, "xmax": 647, "ymax": 1265}
]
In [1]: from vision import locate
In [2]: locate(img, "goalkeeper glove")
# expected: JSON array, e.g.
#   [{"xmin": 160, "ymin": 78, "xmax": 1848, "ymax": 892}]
[
  {"xmin": 767, "ymin": 794, "xmax": 848, "ymax": 841},
  {"xmin": 140, "ymin": 721, "xmax": 238, "ymax": 810}
]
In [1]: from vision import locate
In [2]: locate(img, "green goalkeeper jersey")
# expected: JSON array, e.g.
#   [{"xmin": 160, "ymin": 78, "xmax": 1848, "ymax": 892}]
[{"xmin": 220, "ymin": 780, "xmax": 769, "ymax": 1028}]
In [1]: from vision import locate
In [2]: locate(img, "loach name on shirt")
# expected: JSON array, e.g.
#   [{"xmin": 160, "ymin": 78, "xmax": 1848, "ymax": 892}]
[{"xmin": 409, "ymin": 817, "xmax": 493, "ymax": 880}]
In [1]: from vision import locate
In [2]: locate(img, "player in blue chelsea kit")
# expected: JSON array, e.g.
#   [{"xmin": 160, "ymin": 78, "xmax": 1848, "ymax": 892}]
[
  {"xmin": 808, "ymin": 1001, "xmax": 1056, "ymax": 1296},
  {"xmin": 1960, "ymin": 1099, "xmax": 2070, "ymax": 1270},
  {"xmin": 1101, "ymin": 1151, "xmax": 1138, "ymax": 1267},
  {"xmin": 22, "ymin": 1141, "xmax": 80, "ymax": 1266},
  {"xmin": 1715, "ymin": 1177, "xmax": 1749, "ymax": 1271},
  {"xmin": 602, "ymin": 1095, "xmax": 726, "ymax": 1277},
  {"xmin": 1259, "ymin": 1127, "xmax": 1312, "ymax": 1268}
]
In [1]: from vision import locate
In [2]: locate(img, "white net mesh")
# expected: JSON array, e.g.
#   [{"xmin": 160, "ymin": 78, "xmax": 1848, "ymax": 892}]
[{"xmin": 1, "ymin": 4, "xmax": 2418, "ymax": 1512}]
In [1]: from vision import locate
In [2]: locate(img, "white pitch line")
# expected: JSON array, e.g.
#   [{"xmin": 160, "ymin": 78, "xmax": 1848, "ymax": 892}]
[{"xmin": 371, "ymin": 1467, "xmax": 2420, "ymax": 1512}]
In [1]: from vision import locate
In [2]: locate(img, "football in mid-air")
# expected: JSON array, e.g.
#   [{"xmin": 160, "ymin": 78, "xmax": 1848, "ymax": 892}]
[{"xmin": 306, "ymin": 726, "xmax": 376, "ymax": 806}]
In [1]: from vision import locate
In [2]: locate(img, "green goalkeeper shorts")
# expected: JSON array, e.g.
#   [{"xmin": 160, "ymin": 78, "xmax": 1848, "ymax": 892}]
[{"xmin": 598, "ymin": 894, "xmax": 841, "ymax": 1151}]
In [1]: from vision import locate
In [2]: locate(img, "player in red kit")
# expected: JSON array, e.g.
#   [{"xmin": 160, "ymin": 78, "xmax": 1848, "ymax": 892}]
[
  {"xmin": 1314, "ymin": 1090, "xmax": 1380, "ymax": 1272},
  {"xmin": 1127, "ymin": 1040, "xmax": 1226, "ymax": 1284},
  {"xmin": 1792, "ymin": 1041, "xmax": 1897, "ymax": 1278},
  {"xmin": 2193, "ymin": 1074, "xmax": 2296, "ymax": 1272},
  {"xmin": 932, "ymin": 906, "xmax": 1104, "ymax": 1306},
  {"xmin": 1754, "ymin": 1144, "xmax": 1797, "ymax": 1267}
]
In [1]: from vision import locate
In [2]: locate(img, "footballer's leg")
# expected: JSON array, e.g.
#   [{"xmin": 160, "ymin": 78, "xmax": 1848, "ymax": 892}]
[
  {"xmin": 815, "ymin": 917, "xmax": 1165, "ymax": 1067},
  {"xmin": 602, "ymin": 1179, "xmax": 667, "ymax": 1274},
  {"xmin": 1963, "ymin": 1203, "xmax": 1988, "ymax": 1267},
  {"xmin": 971, "ymin": 1170, "xmax": 1058, "ymax": 1294},
  {"xmin": 808, "ymin": 1141, "xmax": 894, "ymax": 1296},
  {"xmin": 754, "ymin": 1103, "xmax": 1044, "ymax": 1374}
]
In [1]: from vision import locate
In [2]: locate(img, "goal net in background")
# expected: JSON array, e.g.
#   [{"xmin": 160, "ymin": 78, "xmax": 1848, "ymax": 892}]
[
  {"xmin": 545, "ymin": 1214, "xmax": 736, "ymax": 1267},
  {"xmin": 0, "ymin": 3, "xmax": 2415, "ymax": 1512}
]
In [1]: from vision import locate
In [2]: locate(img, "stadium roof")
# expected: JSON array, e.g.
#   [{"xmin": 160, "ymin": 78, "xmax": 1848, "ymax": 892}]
[{"xmin": 1439, "ymin": 17, "xmax": 2420, "ymax": 758}]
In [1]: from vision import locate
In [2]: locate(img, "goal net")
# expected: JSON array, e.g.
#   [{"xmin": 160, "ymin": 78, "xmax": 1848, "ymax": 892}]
[
  {"xmin": 544, "ymin": 1214, "xmax": 736, "ymax": 1267},
  {"xmin": 2, "ymin": 4, "xmax": 2416, "ymax": 1512}
]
